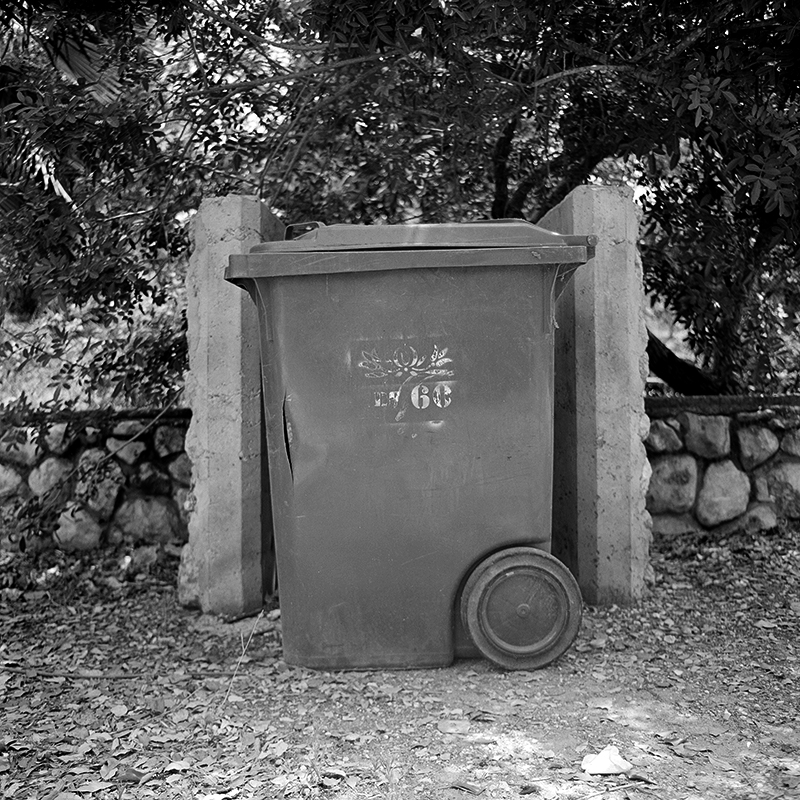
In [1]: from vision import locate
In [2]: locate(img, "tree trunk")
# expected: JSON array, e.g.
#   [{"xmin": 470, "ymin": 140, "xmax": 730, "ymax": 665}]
[{"xmin": 646, "ymin": 329, "xmax": 723, "ymax": 395}]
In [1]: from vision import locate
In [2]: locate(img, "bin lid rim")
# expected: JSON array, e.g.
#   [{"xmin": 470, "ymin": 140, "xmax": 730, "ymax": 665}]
[{"xmin": 249, "ymin": 220, "xmax": 596, "ymax": 252}]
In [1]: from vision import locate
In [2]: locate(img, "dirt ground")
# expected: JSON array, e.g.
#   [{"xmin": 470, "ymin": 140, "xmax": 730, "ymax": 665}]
[{"xmin": 1, "ymin": 525, "xmax": 799, "ymax": 800}]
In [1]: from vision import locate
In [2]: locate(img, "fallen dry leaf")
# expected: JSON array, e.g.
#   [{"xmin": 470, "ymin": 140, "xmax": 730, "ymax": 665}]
[
  {"xmin": 581, "ymin": 745, "xmax": 633, "ymax": 775},
  {"xmin": 438, "ymin": 719, "xmax": 471, "ymax": 734}
]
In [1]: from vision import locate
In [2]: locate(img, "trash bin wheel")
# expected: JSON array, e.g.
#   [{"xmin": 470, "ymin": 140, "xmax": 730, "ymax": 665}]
[{"xmin": 460, "ymin": 547, "xmax": 582, "ymax": 670}]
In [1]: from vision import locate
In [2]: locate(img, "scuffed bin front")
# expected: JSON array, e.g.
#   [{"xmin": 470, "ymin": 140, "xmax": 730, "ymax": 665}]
[{"xmin": 226, "ymin": 221, "xmax": 595, "ymax": 670}]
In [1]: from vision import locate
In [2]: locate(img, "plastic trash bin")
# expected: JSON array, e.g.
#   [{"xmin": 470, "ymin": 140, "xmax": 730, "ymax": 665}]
[{"xmin": 226, "ymin": 220, "xmax": 595, "ymax": 670}]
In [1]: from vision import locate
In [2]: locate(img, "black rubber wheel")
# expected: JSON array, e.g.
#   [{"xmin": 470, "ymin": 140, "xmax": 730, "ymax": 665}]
[{"xmin": 460, "ymin": 547, "xmax": 582, "ymax": 670}]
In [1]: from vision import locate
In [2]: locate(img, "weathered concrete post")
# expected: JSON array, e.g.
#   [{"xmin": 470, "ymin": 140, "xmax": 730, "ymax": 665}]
[
  {"xmin": 540, "ymin": 185, "xmax": 651, "ymax": 605},
  {"xmin": 178, "ymin": 196, "xmax": 283, "ymax": 617}
]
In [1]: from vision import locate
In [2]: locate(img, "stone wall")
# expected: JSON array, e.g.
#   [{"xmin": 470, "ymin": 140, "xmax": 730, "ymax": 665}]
[
  {"xmin": 6, "ymin": 394, "xmax": 800, "ymax": 558},
  {"xmin": 0, "ymin": 410, "xmax": 191, "ymax": 552},
  {"xmin": 645, "ymin": 395, "xmax": 800, "ymax": 537}
]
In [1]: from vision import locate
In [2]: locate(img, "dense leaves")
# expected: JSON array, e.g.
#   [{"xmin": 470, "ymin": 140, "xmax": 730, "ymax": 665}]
[
  {"xmin": 0, "ymin": 2, "xmax": 193, "ymax": 407},
  {"xmin": 1, "ymin": 0, "xmax": 799, "ymax": 400},
  {"xmin": 300, "ymin": 0, "xmax": 800, "ymax": 391}
]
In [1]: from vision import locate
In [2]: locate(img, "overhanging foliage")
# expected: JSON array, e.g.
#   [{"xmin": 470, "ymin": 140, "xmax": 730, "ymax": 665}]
[{"xmin": 0, "ymin": 0, "xmax": 798, "ymax": 400}]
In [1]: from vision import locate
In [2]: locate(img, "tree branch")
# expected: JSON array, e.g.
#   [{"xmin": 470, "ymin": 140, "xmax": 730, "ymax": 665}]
[
  {"xmin": 480, "ymin": 61, "xmax": 661, "ymax": 91},
  {"xmin": 181, "ymin": 53, "xmax": 386, "ymax": 99},
  {"xmin": 506, "ymin": 146, "xmax": 614, "ymax": 221},
  {"xmin": 646, "ymin": 329, "xmax": 723, "ymax": 395},
  {"xmin": 491, "ymin": 116, "xmax": 518, "ymax": 218}
]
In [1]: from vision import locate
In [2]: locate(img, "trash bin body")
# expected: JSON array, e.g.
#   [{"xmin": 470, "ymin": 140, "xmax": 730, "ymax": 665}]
[{"xmin": 227, "ymin": 222, "xmax": 594, "ymax": 670}]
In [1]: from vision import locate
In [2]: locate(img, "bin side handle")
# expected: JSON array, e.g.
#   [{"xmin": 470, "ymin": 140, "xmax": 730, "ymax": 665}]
[
  {"xmin": 550, "ymin": 262, "xmax": 586, "ymax": 331},
  {"xmin": 553, "ymin": 263, "xmax": 583, "ymax": 301},
  {"xmin": 282, "ymin": 394, "xmax": 295, "ymax": 481}
]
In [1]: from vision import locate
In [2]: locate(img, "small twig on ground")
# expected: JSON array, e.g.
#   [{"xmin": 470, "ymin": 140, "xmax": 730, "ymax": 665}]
[
  {"xmin": 581, "ymin": 782, "xmax": 638, "ymax": 799},
  {"xmin": 219, "ymin": 610, "xmax": 265, "ymax": 710}
]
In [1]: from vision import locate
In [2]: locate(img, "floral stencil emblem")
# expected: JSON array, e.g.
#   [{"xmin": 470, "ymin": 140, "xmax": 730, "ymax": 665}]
[
  {"xmin": 358, "ymin": 343, "xmax": 454, "ymax": 381},
  {"xmin": 357, "ymin": 343, "xmax": 455, "ymax": 421}
]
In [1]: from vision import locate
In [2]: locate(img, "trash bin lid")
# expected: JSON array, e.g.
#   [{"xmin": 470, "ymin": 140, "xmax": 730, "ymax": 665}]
[
  {"xmin": 255, "ymin": 220, "xmax": 595, "ymax": 251},
  {"xmin": 227, "ymin": 220, "xmax": 596, "ymax": 279}
]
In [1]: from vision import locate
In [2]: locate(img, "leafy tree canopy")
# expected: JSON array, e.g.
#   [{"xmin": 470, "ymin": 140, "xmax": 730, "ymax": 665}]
[
  {"xmin": 301, "ymin": 0, "xmax": 800, "ymax": 391},
  {"xmin": 1, "ymin": 0, "xmax": 798, "ymax": 401}
]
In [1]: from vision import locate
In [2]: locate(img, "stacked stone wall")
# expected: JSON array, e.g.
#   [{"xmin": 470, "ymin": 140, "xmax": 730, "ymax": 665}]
[
  {"xmin": 5, "ymin": 396, "xmax": 800, "ymax": 555},
  {"xmin": 644, "ymin": 395, "xmax": 800, "ymax": 537},
  {"xmin": 0, "ymin": 410, "xmax": 191, "ymax": 552}
]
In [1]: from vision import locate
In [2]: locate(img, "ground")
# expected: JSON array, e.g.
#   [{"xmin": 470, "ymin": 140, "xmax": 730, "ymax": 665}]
[{"xmin": 1, "ymin": 526, "xmax": 799, "ymax": 800}]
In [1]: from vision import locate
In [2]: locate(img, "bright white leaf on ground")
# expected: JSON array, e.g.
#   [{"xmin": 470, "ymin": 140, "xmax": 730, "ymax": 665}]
[
  {"xmin": 581, "ymin": 745, "xmax": 633, "ymax": 775},
  {"xmin": 438, "ymin": 719, "xmax": 471, "ymax": 734}
]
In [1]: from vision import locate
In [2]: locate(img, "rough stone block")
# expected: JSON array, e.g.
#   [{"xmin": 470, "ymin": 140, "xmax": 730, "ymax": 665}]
[
  {"xmin": 646, "ymin": 454, "xmax": 698, "ymax": 514},
  {"xmin": 107, "ymin": 524, "xmax": 124, "ymax": 546},
  {"xmin": 680, "ymin": 413, "xmax": 730, "ymax": 459},
  {"xmin": 83, "ymin": 427, "xmax": 102, "ymax": 445},
  {"xmin": 712, "ymin": 503, "xmax": 778, "ymax": 536},
  {"xmin": 650, "ymin": 513, "xmax": 703, "ymax": 537},
  {"xmin": 28, "ymin": 457, "xmax": 72, "ymax": 497},
  {"xmin": 167, "ymin": 453, "xmax": 192, "ymax": 487},
  {"xmin": 113, "ymin": 495, "xmax": 186, "ymax": 543},
  {"xmin": 754, "ymin": 475, "xmax": 772, "ymax": 503},
  {"xmin": 765, "ymin": 462, "xmax": 800, "ymax": 518},
  {"xmin": 54, "ymin": 502, "xmax": 103, "ymax": 551},
  {"xmin": 645, "ymin": 419, "xmax": 683, "ymax": 453},
  {"xmin": 106, "ymin": 438, "xmax": 147, "ymax": 465},
  {"xmin": 44, "ymin": 422, "xmax": 71, "ymax": 454},
  {"xmin": 173, "ymin": 486, "xmax": 193, "ymax": 525},
  {"xmin": 737, "ymin": 425, "xmax": 779, "ymax": 470},
  {"xmin": 130, "ymin": 543, "xmax": 160, "ymax": 573},
  {"xmin": 696, "ymin": 459, "xmax": 751, "ymax": 526},
  {"xmin": 75, "ymin": 449, "xmax": 124, "ymax": 521},
  {"xmin": 155, "ymin": 425, "xmax": 186, "ymax": 457},
  {"xmin": 136, "ymin": 462, "xmax": 172, "ymax": 495},
  {"xmin": 0, "ymin": 464, "xmax": 23, "ymax": 499},
  {"xmin": 781, "ymin": 429, "xmax": 800, "ymax": 457},
  {"xmin": 113, "ymin": 420, "xmax": 146, "ymax": 437}
]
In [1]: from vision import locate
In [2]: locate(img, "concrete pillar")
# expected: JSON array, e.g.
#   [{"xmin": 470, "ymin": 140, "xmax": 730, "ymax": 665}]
[
  {"xmin": 178, "ymin": 196, "xmax": 284, "ymax": 618},
  {"xmin": 540, "ymin": 185, "xmax": 651, "ymax": 605}
]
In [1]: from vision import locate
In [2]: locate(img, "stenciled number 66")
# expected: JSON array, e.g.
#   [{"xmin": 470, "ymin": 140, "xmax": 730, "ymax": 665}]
[{"xmin": 410, "ymin": 382, "xmax": 452, "ymax": 410}]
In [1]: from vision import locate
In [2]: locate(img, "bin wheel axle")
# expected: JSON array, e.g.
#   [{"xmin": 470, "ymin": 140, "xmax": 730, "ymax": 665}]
[{"xmin": 460, "ymin": 547, "xmax": 582, "ymax": 670}]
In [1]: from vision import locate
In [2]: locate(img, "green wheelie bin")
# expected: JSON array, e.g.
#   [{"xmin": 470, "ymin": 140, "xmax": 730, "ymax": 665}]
[{"xmin": 226, "ymin": 220, "xmax": 595, "ymax": 670}]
